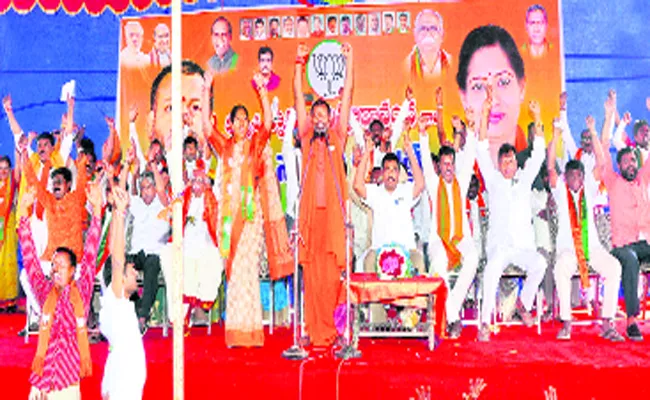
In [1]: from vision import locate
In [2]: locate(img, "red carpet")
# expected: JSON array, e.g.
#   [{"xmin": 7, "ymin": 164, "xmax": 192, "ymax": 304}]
[{"xmin": 1, "ymin": 313, "xmax": 650, "ymax": 399}]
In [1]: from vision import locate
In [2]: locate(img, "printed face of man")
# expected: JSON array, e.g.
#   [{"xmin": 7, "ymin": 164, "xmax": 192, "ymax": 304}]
[
  {"xmin": 526, "ymin": 9, "xmax": 547, "ymax": 45},
  {"xmin": 314, "ymin": 17, "xmax": 323, "ymax": 31},
  {"xmin": 153, "ymin": 24, "xmax": 170, "ymax": 53},
  {"xmin": 259, "ymin": 52, "xmax": 273, "ymax": 76},
  {"xmin": 460, "ymin": 45, "xmax": 525, "ymax": 147},
  {"xmin": 241, "ymin": 19, "xmax": 251, "ymax": 38},
  {"xmin": 255, "ymin": 20, "xmax": 265, "ymax": 37},
  {"xmin": 125, "ymin": 23, "xmax": 144, "ymax": 51},
  {"xmin": 369, "ymin": 13, "xmax": 379, "ymax": 32},
  {"xmin": 153, "ymin": 73, "xmax": 205, "ymax": 151},
  {"xmin": 415, "ymin": 11, "xmax": 443, "ymax": 55},
  {"xmin": 328, "ymin": 18, "xmax": 337, "ymax": 33},
  {"xmin": 283, "ymin": 18, "xmax": 294, "ymax": 36},
  {"xmin": 384, "ymin": 15, "xmax": 394, "ymax": 32},
  {"xmin": 399, "ymin": 15, "xmax": 408, "ymax": 30},
  {"xmin": 297, "ymin": 19, "xmax": 309, "ymax": 38},
  {"xmin": 270, "ymin": 19, "xmax": 279, "ymax": 36},
  {"xmin": 341, "ymin": 18, "xmax": 350, "ymax": 34},
  {"xmin": 211, "ymin": 20, "xmax": 231, "ymax": 58},
  {"xmin": 356, "ymin": 15, "xmax": 366, "ymax": 32}
]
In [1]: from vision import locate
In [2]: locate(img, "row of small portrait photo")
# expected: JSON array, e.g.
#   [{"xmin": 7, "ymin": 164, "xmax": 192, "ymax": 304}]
[{"xmin": 239, "ymin": 11, "xmax": 412, "ymax": 41}]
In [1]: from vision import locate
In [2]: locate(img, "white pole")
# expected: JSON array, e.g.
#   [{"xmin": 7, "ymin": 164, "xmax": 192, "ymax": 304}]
[{"xmin": 170, "ymin": 0, "xmax": 184, "ymax": 398}]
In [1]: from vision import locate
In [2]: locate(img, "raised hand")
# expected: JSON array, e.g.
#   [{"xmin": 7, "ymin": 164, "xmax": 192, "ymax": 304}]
[
  {"xmin": 253, "ymin": 72, "xmax": 266, "ymax": 93},
  {"xmin": 353, "ymin": 144, "xmax": 362, "ymax": 167},
  {"xmin": 646, "ymin": 97, "xmax": 650, "ymax": 112},
  {"xmin": 528, "ymin": 100, "xmax": 541, "ymax": 121},
  {"xmin": 604, "ymin": 96, "xmax": 615, "ymax": 116},
  {"xmin": 129, "ymin": 106, "xmax": 139, "ymax": 123},
  {"xmin": 585, "ymin": 115, "xmax": 596, "ymax": 132},
  {"xmin": 435, "ymin": 86, "xmax": 443, "ymax": 107},
  {"xmin": 451, "ymin": 115, "xmax": 464, "ymax": 132},
  {"xmin": 402, "ymin": 132, "xmax": 413, "ymax": 152},
  {"xmin": 465, "ymin": 107, "xmax": 478, "ymax": 130},
  {"xmin": 297, "ymin": 43, "xmax": 310, "ymax": 59},
  {"xmin": 622, "ymin": 111, "xmax": 632, "ymax": 125},
  {"xmin": 126, "ymin": 138, "xmax": 137, "ymax": 165},
  {"xmin": 341, "ymin": 42, "xmax": 352, "ymax": 60},
  {"xmin": 405, "ymin": 86, "xmax": 414, "ymax": 102},
  {"xmin": 20, "ymin": 188, "xmax": 36, "ymax": 217},
  {"xmin": 111, "ymin": 186, "xmax": 130, "ymax": 214},
  {"xmin": 417, "ymin": 115, "xmax": 433, "ymax": 134},
  {"xmin": 2, "ymin": 94, "xmax": 12, "ymax": 112}
]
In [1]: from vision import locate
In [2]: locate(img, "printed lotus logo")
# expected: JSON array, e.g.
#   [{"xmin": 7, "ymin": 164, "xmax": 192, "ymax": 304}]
[{"xmin": 306, "ymin": 40, "xmax": 347, "ymax": 100}]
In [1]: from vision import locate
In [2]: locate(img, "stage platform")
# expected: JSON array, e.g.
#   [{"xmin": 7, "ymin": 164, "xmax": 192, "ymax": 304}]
[{"xmin": 1, "ymin": 313, "xmax": 649, "ymax": 399}]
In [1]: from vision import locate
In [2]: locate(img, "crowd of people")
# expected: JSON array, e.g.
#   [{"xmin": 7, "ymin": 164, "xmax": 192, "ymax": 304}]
[{"xmin": 0, "ymin": 18, "xmax": 649, "ymax": 400}]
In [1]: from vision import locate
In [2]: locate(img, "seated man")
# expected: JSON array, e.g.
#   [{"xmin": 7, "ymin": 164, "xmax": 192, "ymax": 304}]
[
  {"xmin": 548, "ymin": 123, "xmax": 623, "ymax": 341},
  {"xmin": 595, "ymin": 96, "xmax": 650, "ymax": 341},
  {"xmin": 476, "ymin": 98, "xmax": 547, "ymax": 342},
  {"xmin": 353, "ymin": 133, "xmax": 425, "ymax": 323},
  {"xmin": 419, "ymin": 112, "xmax": 479, "ymax": 339},
  {"xmin": 126, "ymin": 170, "xmax": 169, "ymax": 333},
  {"xmin": 160, "ymin": 169, "xmax": 222, "ymax": 326}
]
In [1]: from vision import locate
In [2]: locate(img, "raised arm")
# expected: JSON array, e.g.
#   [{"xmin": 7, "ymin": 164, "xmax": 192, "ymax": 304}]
[
  {"xmin": 353, "ymin": 135, "xmax": 373, "ymax": 200},
  {"xmin": 390, "ymin": 87, "xmax": 412, "ymax": 147},
  {"xmin": 547, "ymin": 120, "xmax": 561, "ymax": 189},
  {"xmin": 338, "ymin": 43, "xmax": 354, "ymax": 142},
  {"xmin": 456, "ymin": 109, "xmax": 477, "ymax": 187},
  {"xmin": 281, "ymin": 109, "xmax": 299, "ymax": 216},
  {"xmin": 294, "ymin": 44, "xmax": 310, "ymax": 138},
  {"xmin": 78, "ymin": 180, "xmax": 103, "ymax": 306},
  {"xmin": 109, "ymin": 186, "xmax": 129, "ymax": 298},
  {"xmin": 475, "ymin": 92, "xmax": 496, "ymax": 185},
  {"xmin": 520, "ymin": 101, "xmax": 546, "ymax": 185},
  {"xmin": 589, "ymin": 114, "xmax": 614, "ymax": 188},
  {"xmin": 403, "ymin": 132, "xmax": 424, "ymax": 199},
  {"xmin": 128, "ymin": 109, "xmax": 147, "ymax": 168},
  {"xmin": 349, "ymin": 110, "xmax": 366, "ymax": 151},
  {"xmin": 435, "ymin": 87, "xmax": 447, "ymax": 146},
  {"xmin": 612, "ymin": 111, "xmax": 632, "ymax": 151},
  {"xmin": 601, "ymin": 91, "xmax": 616, "ymax": 146},
  {"xmin": 21, "ymin": 151, "xmax": 55, "ymax": 212},
  {"xmin": 2, "ymin": 94, "xmax": 25, "ymax": 140},
  {"xmin": 418, "ymin": 115, "xmax": 438, "ymax": 193},
  {"xmin": 253, "ymin": 73, "xmax": 273, "ymax": 134},
  {"xmin": 17, "ymin": 189, "xmax": 52, "ymax": 305}
]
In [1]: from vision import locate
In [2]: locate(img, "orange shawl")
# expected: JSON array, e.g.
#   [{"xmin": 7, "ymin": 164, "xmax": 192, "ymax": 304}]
[{"xmin": 437, "ymin": 177, "xmax": 464, "ymax": 270}]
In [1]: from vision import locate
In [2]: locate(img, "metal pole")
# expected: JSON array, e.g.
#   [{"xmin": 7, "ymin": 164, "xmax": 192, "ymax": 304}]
[{"xmin": 170, "ymin": 0, "xmax": 184, "ymax": 398}]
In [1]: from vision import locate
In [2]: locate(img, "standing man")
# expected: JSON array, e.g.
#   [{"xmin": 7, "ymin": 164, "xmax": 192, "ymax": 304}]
[
  {"xmin": 420, "ymin": 111, "xmax": 479, "ymax": 339},
  {"xmin": 149, "ymin": 23, "xmax": 171, "ymax": 68},
  {"xmin": 548, "ymin": 123, "xmax": 624, "ymax": 341},
  {"xmin": 594, "ymin": 96, "xmax": 650, "ymax": 342},
  {"xmin": 294, "ymin": 42, "xmax": 354, "ymax": 347},
  {"xmin": 207, "ymin": 16, "xmax": 239, "ymax": 74},
  {"xmin": 476, "ymin": 95, "xmax": 547, "ymax": 342}
]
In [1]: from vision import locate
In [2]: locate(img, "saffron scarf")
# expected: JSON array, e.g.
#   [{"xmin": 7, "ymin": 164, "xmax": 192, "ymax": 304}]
[
  {"xmin": 410, "ymin": 46, "xmax": 450, "ymax": 79},
  {"xmin": 32, "ymin": 281, "xmax": 91, "ymax": 378},
  {"xmin": 567, "ymin": 186, "xmax": 590, "ymax": 288},
  {"xmin": 437, "ymin": 176, "xmax": 464, "ymax": 270}
]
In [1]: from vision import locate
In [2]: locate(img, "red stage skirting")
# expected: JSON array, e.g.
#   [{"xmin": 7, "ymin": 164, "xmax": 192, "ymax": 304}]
[{"xmin": 1, "ymin": 313, "xmax": 650, "ymax": 399}]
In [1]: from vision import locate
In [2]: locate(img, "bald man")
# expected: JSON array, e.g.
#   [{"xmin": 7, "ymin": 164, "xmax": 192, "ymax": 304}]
[{"xmin": 149, "ymin": 23, "xmax": 171, "ymax": 68}]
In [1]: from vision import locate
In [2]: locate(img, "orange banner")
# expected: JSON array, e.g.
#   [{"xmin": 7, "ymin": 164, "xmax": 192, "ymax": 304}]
[{"xmin": 118, "ymin": 0, "xmax": 562, "ymax": 179}]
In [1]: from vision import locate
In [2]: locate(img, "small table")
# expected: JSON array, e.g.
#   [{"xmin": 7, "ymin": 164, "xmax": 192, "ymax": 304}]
[{"xmin": 340, "ymin": 273, "xmax": 448, "ymax": 351}]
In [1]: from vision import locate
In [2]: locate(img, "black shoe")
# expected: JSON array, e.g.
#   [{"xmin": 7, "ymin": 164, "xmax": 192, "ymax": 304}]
[
  {"xmin": 139, "ymin": 320, "xmax": 149, "ymax": 336},
  {"xmin": 17, "ymin": 328, "xmax": 27, "ymax": 337},
  {"xmin": 448, "ymin": 321, "xmax": 463, "ymax": 339},
  {"xmin": 626, "ymin": 323, "xmax": 644, "ymax": 342}
]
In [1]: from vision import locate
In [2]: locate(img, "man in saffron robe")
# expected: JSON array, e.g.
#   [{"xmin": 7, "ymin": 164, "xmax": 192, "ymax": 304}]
[{"xmin": 293, "ymin": 42, "xmax": 354, "ymax": 347}]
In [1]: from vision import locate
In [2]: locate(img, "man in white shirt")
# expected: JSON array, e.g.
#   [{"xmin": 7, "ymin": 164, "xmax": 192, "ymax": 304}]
[
  {"xmin": 100, "ymin": 186, "xmax": 146, "ymax": 400},
  {"xmin": 476, "ymin": 99, "xmax": 547, "ymax": 342},
  {"xmin": 420, "ymin": 116, "xmax": 479, "ymax": 339},
  {"xmin": 127, "ymin": 171, "xmax": 169, "ymax": 332},
  {"xmin": 612, "ymin": 112, "xmax": 649, "ymax": 167},
  {"xmin": 548, "ymin": 128, "xmax": 624, "ymax": 341},
  {"xmin": 353, "ymin": 134, "xmax": 425, "ymax": 322}
]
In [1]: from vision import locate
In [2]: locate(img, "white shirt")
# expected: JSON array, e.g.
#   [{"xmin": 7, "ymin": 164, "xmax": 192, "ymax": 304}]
[
  {"xmin": 281, "ymin": 109, "xmax": 301, "ymax": 219},
  {"xmin": 531, "ymin": 189, "xmax": 552, "ymax": 251},
  {"xmin": 129, "ymin": 196, "xmax": 168, "ymax": 255},
  {"xmin": 421, "ymin": 129, "xmax": 476, "ymax": 248},
  {"xmin": 100, "ymin": 289, "xmax": 146, "ymax": 400},
  {"xmin": 477, "ymin": 136, "xmax": 545, "ymax": 253},
  {"xmin": 412, "ymin": 188, "xmax": 431, "ymax": 244},
  {"xmin": 184, "ymin": 195, "xmax": 213, "ymax": 253},
  {"xmin": 363, "ymin": 182, "xmax": 419, "ymax": 250},
  {"xmin": 552, "ymin": 176, "xmax": 602, "ymax": 255}
]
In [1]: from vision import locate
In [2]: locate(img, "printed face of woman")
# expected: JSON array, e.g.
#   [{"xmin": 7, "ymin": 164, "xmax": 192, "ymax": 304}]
[{"xmin": 460, "ymin": 44, "xmax": 525, "ymax": 147}]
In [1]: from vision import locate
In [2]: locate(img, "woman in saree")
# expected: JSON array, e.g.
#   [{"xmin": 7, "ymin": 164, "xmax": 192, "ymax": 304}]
[
  {"xmin": 203, "ymin": 72, "xmax": 292, "ymax": 347},
  {"xmin": 0, "ymin": 154, "xmax": 19, "ymax": 309}
]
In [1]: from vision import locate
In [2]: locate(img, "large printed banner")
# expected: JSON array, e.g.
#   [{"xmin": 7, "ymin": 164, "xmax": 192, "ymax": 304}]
[{"xmin": 118, "ymin": 0, "xmax": 562, "ymax": 187}]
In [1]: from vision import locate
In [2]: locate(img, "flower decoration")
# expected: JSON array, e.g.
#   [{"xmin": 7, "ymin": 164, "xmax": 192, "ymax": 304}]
[{"xmin": 375, "ymin": 243, "xmax": 414, "ymax": 280}]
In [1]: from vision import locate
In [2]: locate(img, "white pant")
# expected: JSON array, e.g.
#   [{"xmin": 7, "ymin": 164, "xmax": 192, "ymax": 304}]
[
  {"xmin": 160, "ymin": 242, "xmax": 223, "ymax": 313},
  {"xmin": 554, "ymin": 247, "xmax": 621, "ymax": 321},
  {"xmin": 481, "ymin": 247, "xmax": 546, "ymax": 324},
  {"xmin": 429, "ymin": 237, "xmax": 479, "ymax": 323}
]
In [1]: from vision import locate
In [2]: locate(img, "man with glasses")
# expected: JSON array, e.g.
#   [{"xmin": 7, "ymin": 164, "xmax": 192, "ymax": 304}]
[{"xmin": 404, "ymin": 9, "xmax": 451, "ymax": 79}]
